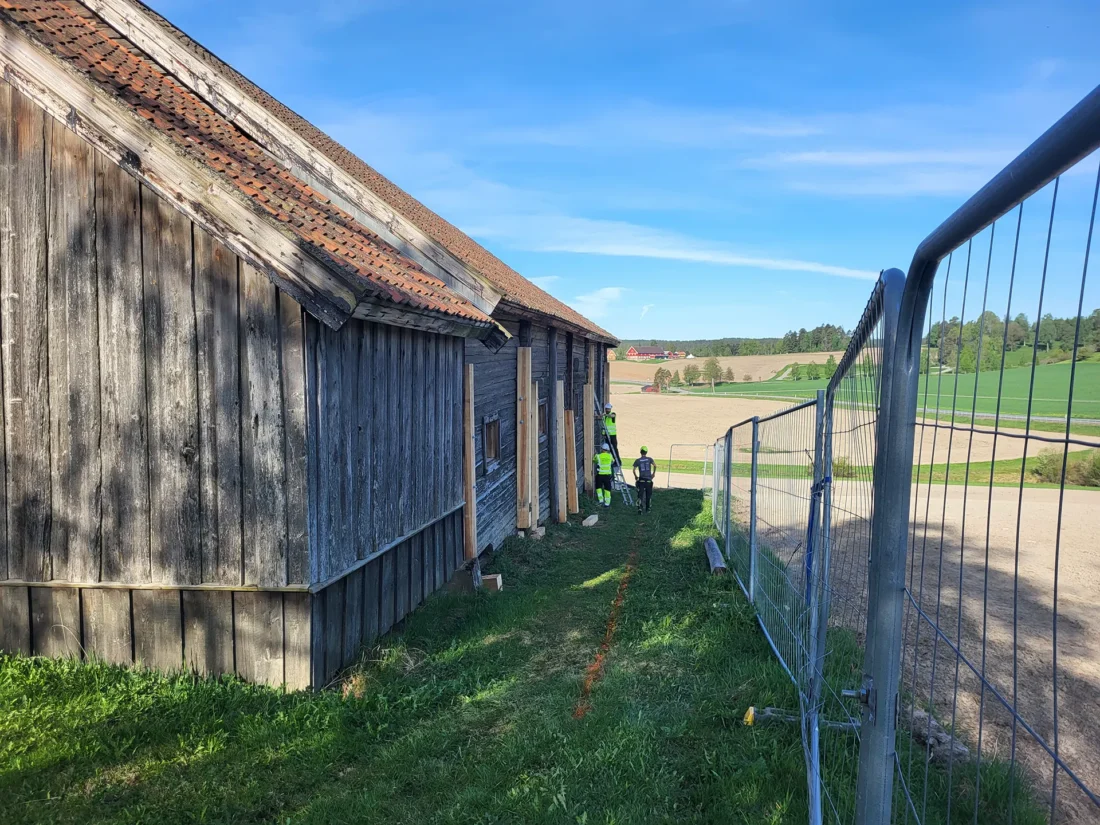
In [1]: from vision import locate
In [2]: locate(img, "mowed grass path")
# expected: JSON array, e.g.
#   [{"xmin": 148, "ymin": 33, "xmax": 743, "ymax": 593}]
[{"xmin": 1, "ymin": 491, "xmax": 816, "ymax": 824}]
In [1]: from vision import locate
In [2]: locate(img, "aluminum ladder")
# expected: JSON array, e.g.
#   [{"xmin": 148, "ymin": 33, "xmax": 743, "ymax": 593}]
[{"xmin": 593, "ymin": 393, "xmax": 634, "ymax": 506}]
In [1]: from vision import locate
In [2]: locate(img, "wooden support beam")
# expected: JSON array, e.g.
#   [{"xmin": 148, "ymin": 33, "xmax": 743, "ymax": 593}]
[
  {"xmin": 515, "ymin": 347, "xmax": 532, "ymax": 529},
  {"xmin": 547, "ymin": 328, "xmax": 559, "ymax": 516},
  {"xmin": 530, "ymin": 380, "xmax": 540, "ymax": 528},
  {"xmin": 463, "ymin": 364, "xmax": 477, "ymax": 560},
  {"xmin": 587, "ymin": 343, "xmax": 596, "ymax": 384},
  {"xmin": 565, "ymin": 410, "xmax": 579, "ymax": 514},
  {"xmin": 555, "ymin": 380, "xmax": 567, "ymax": 524},
  {"xmin": 583, "ymin": 383, "xmax": 595, "ymax": 495}
]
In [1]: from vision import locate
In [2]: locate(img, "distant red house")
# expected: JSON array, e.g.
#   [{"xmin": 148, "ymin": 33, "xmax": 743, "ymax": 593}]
[
  {"xmin": 626, "ymin": 346, "xmax": 669, "ymax": 361},
  {"xmin": 642, "ymin": 384, "xmax": 661, "ymax": 393}
]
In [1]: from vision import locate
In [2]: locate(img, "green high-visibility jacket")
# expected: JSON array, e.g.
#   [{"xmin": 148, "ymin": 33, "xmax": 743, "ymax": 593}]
[
  {"xmin": 595, "ymin": 451, "xmax": 613, "ymax": 475},
  {"xmin": 603, "ymin": 413, "xmax": 617, "ymax": 436}
]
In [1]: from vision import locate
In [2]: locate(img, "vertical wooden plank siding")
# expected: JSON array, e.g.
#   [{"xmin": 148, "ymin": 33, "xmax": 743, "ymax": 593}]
[
  {"xmin": 194, "ymin": 227, "xmax": 242, "ymax": 585},
  {"xmin": 342, "ymin": 567, "xmax": 363, "ymax": 666},
  {"xmin": 379, "ymin": 550, "xmax": 395, "ymax": 635},
  {"xmin": 394, "ymin": 541, "xmax": 409, "ymax": 624},
  {"xmin": 279, "ymin": 294, "xmax": 310, "ymax": 584},
  {"xmin": 362, "ymin": 558, "xmax": 381, "ymax": 646},
  {"xmin": 235, "ymin": 590, "xmax": 284, "ymax": 686},
  {"xmin": 143, "ymin": 187, "xmax": 200, "ymax": 585},
  {"xmin": 82, "ymin": 588, "xmax": 132, "ymax": 665},
  {"xmin": 323, "ymin": 578, "xmax": 344, "ymax": 683},
  {"xmin": 0, "ymin": 587, "xmax": 31, "ymax": 653},
  {"xmin": 547, "ymin": 328, "xmax": 558, "ymax": 514},
  {"xmin": 2, "ymin": 87, "xmax": 50, "ymax": 582},
  {"xmin": 97, "ymin": 158, "xmax": 150, "ymax": 583},
  {"xmin": 338, "ymin": 324, "xmax": 357, "ymax": 575},
  {"xmin": 410, "ymin": 531, "xmax": 423, "ymax": 608},
  {"xmin": 240, "ymin": 263, "xmax": 288, "ymax": 587},
  {"xmin": 353, "ymin": 324, "xmax": 372, "ymax": 563},
  {"xmin": 132, "ymin": 589, "xmax": 182, "ymax": 670},
  {"xmin": 283, "ymin": 591, "xmax": 313, "ymax": 690},
  {"xmin": 29, "ymin": 587, "xmax": 81, "ymax": 658},
  {"xmin": 46, "ymin": 118, "xmax": 102, "ymax": 584},
  {"xmin": 463, "ymin": 364, "xmax": 477, "ymax": 559},
  {"xmin": 565, "ymin": 410, "xmax": 579, "ymax": 514},
  {"xmin": 387, "ymin": 325, "xmax": 400, "ymax": 544},
  {"xmin": 0, "ymin": 83, "xmax": 7, "ymax": 581},
  {"xmin": 372, "ymin": 322, "xmax": 388, "ymax": 554},
  {"xmin": 515, "ymin": 346, "xmax": 531, "ymax": 528},
  {"xmin": 182, "ymin": 589, "xmax": 234, "ymax": 676},
  {"xmin": 554, "ymin": 380, "xmax": 567, "ymax": 523},
  {"xmin": 583, "ymin": 384, "xmax": 595, "ymax": 495}
]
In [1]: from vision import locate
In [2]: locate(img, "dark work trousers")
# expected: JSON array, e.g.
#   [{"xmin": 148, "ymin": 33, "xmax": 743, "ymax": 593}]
[
  {"xmin": 609, "ymin": 435, "xmax": 619, "ymax": 464},
  {"xmin": 636, "ymin": 479, "xmax": 653, "ymax": 512}
]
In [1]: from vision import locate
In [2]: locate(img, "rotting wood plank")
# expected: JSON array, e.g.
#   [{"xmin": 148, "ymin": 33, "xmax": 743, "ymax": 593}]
[
  {"xmin": 303, "ymin": 315, "xmax": 322, "ymax": 586},
  {"xmin": 29, "ymin": 587, "xmax": 81, "ymax": 659},
  {"xmin": 194, "ymin": 228, "xmax": 242, "ymax": 585},
  {"xmin": 0, "ymin": 586, "xmax": 31, "ymax": 653},
  {"xmin": 463, "ymin": 364, "xmax": 477, "ymax": 560},
  {"xmin": 2, "ymin": 86, "xmax": 50, "ymax": 582},
  {"xmin": 0, "ymin": 82, "xmax": 6, "ymax": 581},
  {"xmin": 369, "ymin": 323, "xmax": 386, "ymax": 554},
  {"xmin": 143, "ymin": 189, "xmax": 200, "ymax": 586},
  {"xmin": 565, "ymin": 410, "xmax": 579, "ymax": 514},
  {"xmin": 583, "ymin": 384, "xmax": 595, "ymax": 495},
  {"xmin": 401, "ymin": 329, "xmax": 414, "ymax": 537},
  {"xmin": 235, "ymin": 590, "xmax": 284, "ymax": 686},
  {"xmin": 279, "ymin": 292, "xmax": 310, "ymax": 585},
  {"xmin": 379, "ymin": 549, "xmax": 395, "ymax": 636},
  {"xmin": 46, "ymin": 116, "xmax": 102, "ymax": 584},
  {"xmin": 182, "ymin": 589, "xmax": 233, "ymax": 677},
  {"xmin": 240, "ymin": 263, "xmax": 288, "ymax": 587},
  {"xmin": 387, "ymin": 326, "xmax": 400, "ymax": 545},
  {"xmin": 342, "ymin": 567, "xmax": 363, "ymax": 668},
  {"xmin": 428, "ymin": 335, "xmax": 439, "ymax": 522},
  {"xmin": 283, "ymin": 591, "xmax": 312, "ymax": 690},
  {"xmin": 132, "ymin": 589, "xmax": 182, "ymax": 670},
  {"xmin": 361, "ymin": 558, "xmax": 380, "ymax": 647},
  {"xmin": 323, "ymin": 578, "xmax": 344, "ymax": 684},
  {"xmin": 555, "ymin": 380, "xmax": 567, "ymax": 523},
  {"xmin": 82, "ymin": 588, "xmax": 132, "ymax": 665},
  {"xmin": 96, "ymin": 155, "xmax": 150, "ymax": 584}
]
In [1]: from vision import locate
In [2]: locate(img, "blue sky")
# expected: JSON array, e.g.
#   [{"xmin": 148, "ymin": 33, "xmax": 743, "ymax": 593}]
[{"xmin": 150, "ymin": 0, "xmax": 1100, "ymax": 340}]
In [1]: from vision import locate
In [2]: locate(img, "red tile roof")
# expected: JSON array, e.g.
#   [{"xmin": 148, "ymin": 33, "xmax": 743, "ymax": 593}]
[
  {"xmin": 132, "ymin": 1, "xmax": 617, "ymax": 344},
  {"xmin": 0, "ymin": 0, "xmax": 494, "ymax": 329}
]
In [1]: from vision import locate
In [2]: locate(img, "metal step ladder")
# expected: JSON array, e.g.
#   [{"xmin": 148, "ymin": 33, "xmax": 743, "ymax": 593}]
[{"xmin": 594, "ymin": 393, "xmax": 635, "ymax": 506}]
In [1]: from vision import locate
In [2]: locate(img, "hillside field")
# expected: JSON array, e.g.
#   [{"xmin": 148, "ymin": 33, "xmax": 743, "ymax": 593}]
[{"xmin": 609, "ymin": 351, "xmax": 844, "ymax": 383}]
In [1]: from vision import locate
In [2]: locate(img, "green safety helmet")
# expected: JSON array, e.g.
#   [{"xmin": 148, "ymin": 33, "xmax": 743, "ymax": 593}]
[{"xmin": 640, "ymin": 446, "xmax": 648, "ymax": 453}]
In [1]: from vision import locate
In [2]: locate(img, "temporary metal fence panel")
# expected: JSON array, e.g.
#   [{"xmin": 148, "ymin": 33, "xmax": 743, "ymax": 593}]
[
  {"xmin": 708, "ymin": 85, "xmax": 1100, "ymax": 825},
  {"xmin": 666, "ymin": 442, "xmax": 715, "ymax": 490},
  {"xmin": 883, "ymin": 87, "xmax": 1100, "ymax": 825}
]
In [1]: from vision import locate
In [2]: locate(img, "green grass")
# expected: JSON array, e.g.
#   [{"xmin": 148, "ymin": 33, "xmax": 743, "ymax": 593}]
[{"xmin": 0, "ymin": 492, "xmax": 1049, "ymax": 824}]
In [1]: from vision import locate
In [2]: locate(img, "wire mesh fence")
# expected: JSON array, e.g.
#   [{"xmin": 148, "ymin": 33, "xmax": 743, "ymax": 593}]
[
  {"xmin": 893, "ymin": 130, "xmax": 1100, "ymax": 825},
  {"xmin": 665, "ymin": 442, "xmax": 714, "ymax": 490},
  {"xmin": 709, "ymin": 85, "xmax": 1100, "ymax": 825}
]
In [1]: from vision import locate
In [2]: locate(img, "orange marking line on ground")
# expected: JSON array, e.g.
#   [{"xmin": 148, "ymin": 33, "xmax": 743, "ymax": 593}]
[{"xmin": 573, "ymin": 549, "xmax": 639, "ymax": 719}]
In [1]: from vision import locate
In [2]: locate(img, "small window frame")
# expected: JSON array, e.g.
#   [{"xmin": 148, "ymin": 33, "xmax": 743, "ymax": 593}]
[
  {"xmin": 482, "ymin": 414, "xmax": 501, "ymax": 473},
  {"xmin": 538, "ymin": 399, "xmax": 548, "ymax": 442}
]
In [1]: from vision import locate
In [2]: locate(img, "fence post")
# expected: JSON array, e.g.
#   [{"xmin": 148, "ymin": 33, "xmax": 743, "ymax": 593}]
[
  {"xmin": 748, "ymin": 417, "xmax": 759, "ymax": 605},
  {"xmin": 855, "ymin": 268, "xmax": 913, "ymax": 825},
  {"xmin": 722, "ymin": 428, "xmax": 733, "ymax": 559},
  {"xmin": 804, "ymin": 389, "xmax": 829, "ymax": 825}
]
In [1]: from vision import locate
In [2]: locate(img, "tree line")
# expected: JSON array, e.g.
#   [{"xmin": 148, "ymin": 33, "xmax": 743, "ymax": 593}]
[
  {"xmin": 652, "ymin": 354, "xmax": 839, "ymax": 390},
  {"xmin": 924, "ymin": 309, "xmax": 1100, "ymax": 374},
  {"xmin": 618, "ymin": 323, "xmax": 850, "ymax": 359}
]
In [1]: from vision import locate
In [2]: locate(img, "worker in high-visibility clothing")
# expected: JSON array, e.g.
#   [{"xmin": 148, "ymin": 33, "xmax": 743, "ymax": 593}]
[
  {"xmin": 632, "ymin": 446, "xmax": 656, "ymax": 514},
  {"xmin": 593, "ymin": 442, "xmax": 614, "ymax": 507},
  {"xmin": 603, "ymin": 403, "xmax": 619, "ymax": 466}
]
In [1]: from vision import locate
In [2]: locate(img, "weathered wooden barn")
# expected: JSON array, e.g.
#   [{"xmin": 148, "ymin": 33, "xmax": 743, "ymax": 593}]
[{"xmin": 0, "ymin": 0, "xmax": 616, "ymax": 688}]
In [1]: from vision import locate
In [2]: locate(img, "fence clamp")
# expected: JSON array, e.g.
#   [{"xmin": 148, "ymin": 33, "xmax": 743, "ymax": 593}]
[{"xmin": 842, "ymin": 679, "xmax": 874, "ymax": 721}]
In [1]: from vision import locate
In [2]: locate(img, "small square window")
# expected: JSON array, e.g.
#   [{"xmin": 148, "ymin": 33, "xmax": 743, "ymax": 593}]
[
  {"xmin": 483, "ymin": 416, "xmax": 500, "ymax": 467},
  {"xmin": 538, "ymin": 400, "xmax": 548, "ymax": 438}
]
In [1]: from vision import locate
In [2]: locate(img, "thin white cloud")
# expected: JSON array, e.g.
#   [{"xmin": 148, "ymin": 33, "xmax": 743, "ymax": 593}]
[
  {"xmin": 573, "ymin": 287, "xmax": 626, "ymax": 320},
  {"xmin": 749, "ymin": 149, "xmax": 1016, "ymax": 168},
  {"xmin": 529, "ymin": 275, "xmax": 560, "ymax": 289},
  {"xmin": 640, "ymin": 304, "xmax": 654, "ymax": 319}
]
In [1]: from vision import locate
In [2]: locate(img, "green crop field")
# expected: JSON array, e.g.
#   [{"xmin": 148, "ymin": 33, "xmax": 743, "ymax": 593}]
[{"xmin": 681, "ymin": 362, "xmax": 1100, "ymax": 423}]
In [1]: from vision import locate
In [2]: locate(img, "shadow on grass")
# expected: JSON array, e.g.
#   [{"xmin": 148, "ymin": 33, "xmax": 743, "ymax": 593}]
[{"xmin": 0, "ymin": 489, "xmax": 812, "ymax": 825}]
